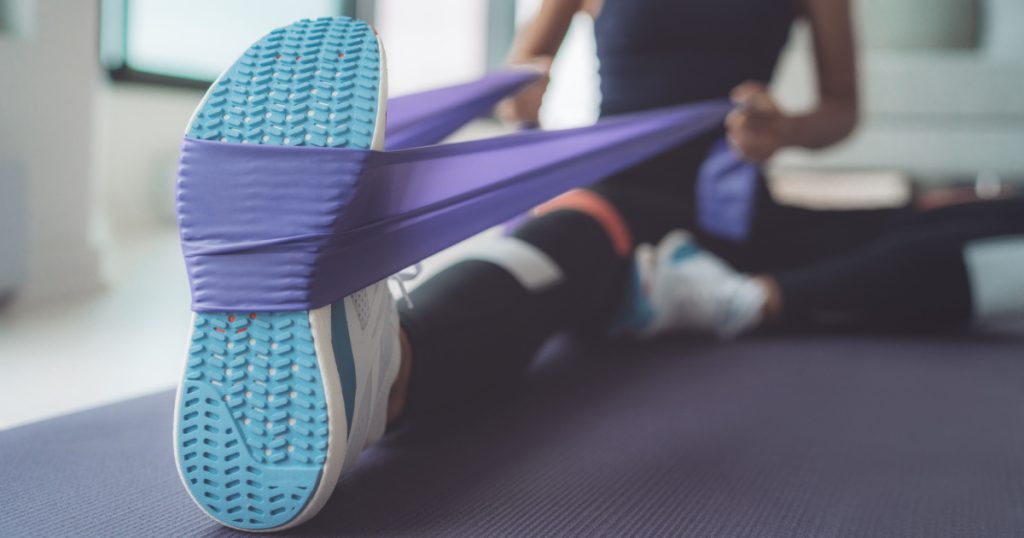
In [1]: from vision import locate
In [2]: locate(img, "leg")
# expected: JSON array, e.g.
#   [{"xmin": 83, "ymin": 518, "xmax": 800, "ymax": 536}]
[
  {"xmin": 627, "ymin": 197, "xmax": 1024, "ymax": 337},
  {"xmin": 393, "ymin": 193, "xmax": 637, "ymax": 421},
  {"xmin": 613, "ymin": 178, "xmax": 915, "ymax": 338},
  {"xmin": 708, "ymin": 179, "xmax": 915, "ymax": 273},
  {"xmin": 388, "ymin": 135, "xmax": 717, "ymax": 420},
  {"xmin": 769, "ymin": 198, "xmax": 1024, "ymax": 331}
]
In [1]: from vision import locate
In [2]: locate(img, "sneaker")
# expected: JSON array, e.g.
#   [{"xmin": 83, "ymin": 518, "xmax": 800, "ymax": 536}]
[
  {"xmin": 173, "ymin": 17, "xmax": 401, "ymax": 532},
  {"xmin": 613, "ymin": 230, "xmax": 766, "ymax": 339}
]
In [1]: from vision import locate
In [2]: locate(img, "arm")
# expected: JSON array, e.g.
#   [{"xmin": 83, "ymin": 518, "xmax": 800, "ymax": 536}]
[
  {"xmin": 509, "ymin": 0, "xmax": 582, "ymax": 63},
  {"xmin": 496, "ymin": 0, "xmax": 583, "ymax": 125},
  {"xmin": 726, "ymin": 0, "xmax": 859, "ymax": 162}
]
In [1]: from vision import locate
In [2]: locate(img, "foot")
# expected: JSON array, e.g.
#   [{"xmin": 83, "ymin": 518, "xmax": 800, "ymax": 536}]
[
  {"xmin": 613, "ymin": 230, "xmax": 766, "ymax": 339},
  {"xmin": 174, "ymin": 17, "xmax": 400, "ymax": 532}
]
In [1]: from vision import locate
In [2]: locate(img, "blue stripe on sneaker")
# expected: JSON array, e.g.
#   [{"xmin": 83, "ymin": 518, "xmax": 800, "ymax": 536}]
[
  {"xmin": 671, "ymin": 242, "xmax": 702, "ymax": 263},
  {"xmin": 330, "ymin": 302, "xmax": 358, "ymax": 434}
]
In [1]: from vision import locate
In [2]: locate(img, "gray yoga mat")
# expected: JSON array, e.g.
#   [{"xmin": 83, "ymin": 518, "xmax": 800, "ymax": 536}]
[{"xmin": 3, "ymin": 334, "xmax": 1024, "ymax": 537}]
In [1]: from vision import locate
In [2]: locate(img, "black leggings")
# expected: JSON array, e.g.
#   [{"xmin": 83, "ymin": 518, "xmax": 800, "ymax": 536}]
[
  {"xmin": 398, "ymin": 137, "xmax": 1024, "ymax": 418},
  {"xmin": 772, "ymin": 198, "xmax": 1024, "ymax": 331}
]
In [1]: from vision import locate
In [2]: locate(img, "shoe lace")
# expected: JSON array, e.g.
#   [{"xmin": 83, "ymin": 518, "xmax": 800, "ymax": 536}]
[{"xmin": 389, "ymin": 263, "xmax": 422, "ymax": 309}]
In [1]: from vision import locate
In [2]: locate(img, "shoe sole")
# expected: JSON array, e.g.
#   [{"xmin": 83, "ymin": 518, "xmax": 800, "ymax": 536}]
[{"xmin": 173, "ymin": 17, "xmax": 386, "ymax": 532}]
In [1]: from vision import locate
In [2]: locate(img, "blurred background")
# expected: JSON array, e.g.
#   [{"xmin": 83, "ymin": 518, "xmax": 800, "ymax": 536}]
[{"xmin": 0, "ymin": 0, "xmax": 1021, "ymax": 429}]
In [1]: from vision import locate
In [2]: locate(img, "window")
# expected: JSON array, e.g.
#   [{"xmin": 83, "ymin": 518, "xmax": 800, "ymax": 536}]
[
  {"xmin": 99, "ymin": 0, "xmax": 515, "ymax": 94},
  {"xmin": 99, "ymin": 0, "xmax": 351, "ymax": 88},
  {"xmin": 374, "ymin": 0, "xmax": 490, "ymax": 95}
]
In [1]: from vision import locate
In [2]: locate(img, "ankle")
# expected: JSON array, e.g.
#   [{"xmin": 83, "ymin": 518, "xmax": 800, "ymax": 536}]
[{"xmin": 386, "ymin": 327, "xmax": 414, "ymax": 425}]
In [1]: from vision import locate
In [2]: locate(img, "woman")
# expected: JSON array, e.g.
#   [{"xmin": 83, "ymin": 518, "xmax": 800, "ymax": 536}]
[{"xmin": 391, "ymin": 0, "xmax": 1024, "ymax": 417}]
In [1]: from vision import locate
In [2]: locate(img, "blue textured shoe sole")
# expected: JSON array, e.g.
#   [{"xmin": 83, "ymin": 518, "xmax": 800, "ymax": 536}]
[{"xmin": 175, "ymin": 17, "xmax": 382, "ymax": 531}]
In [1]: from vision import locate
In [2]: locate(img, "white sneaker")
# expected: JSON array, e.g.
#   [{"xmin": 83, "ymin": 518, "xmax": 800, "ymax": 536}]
[
  {"xmin": 615, "ymin": 230, "xmax": 766, "ymax": 339},
  {"xmin": 173, "ymin": 17, "xmax": 401, "ymax": 532}
]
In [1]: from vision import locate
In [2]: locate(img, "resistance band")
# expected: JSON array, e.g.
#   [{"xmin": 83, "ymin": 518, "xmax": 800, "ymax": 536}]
[
  {"xmin": 178, "ymin": 73, "xmax": 731, "ymax": 312},
  {"xmin": 385, "ymin": 67, "xmax": 542, "ymax": 151}
]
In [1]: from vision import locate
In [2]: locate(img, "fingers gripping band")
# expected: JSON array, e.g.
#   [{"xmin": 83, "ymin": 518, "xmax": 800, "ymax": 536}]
[
  {"xmin": 385, "ymin": 66, "xmax": 543, "ymax": 151},
  {"xmin": 456, "ymin": 237, "xmax": 564, "ymax": 292},
  {"xmin": 534, "ymin": 190, "xmax": 633, "ymax": 257},
  {"xmin": 178, "ymin": 91, "xmax": 730, "ymax": 312}
]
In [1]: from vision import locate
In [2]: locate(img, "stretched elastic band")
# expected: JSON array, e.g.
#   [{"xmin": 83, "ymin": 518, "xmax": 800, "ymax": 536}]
[
  {"xmin": 386, "ymin": 68, "xmax": 542, "ymax": 151},
  {"xmin": 179, "ymin": 100, "xmax": 731, "ymax": 311},
  {"xmin": 381, "ymin": 67, "xmax": 542, "ymax": 259},
  {"xmin": 535, "ymin": 189, "xmax": 633, "ymax": 257}
]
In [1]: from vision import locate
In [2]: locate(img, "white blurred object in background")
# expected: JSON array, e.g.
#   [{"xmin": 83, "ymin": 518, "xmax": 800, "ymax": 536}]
[
  {"xmin": 515, "ymin": 0, "xmax": 599, "ymax": 129},
  {"xmin": 859, "ymin": 0, "xmax": 978, "ymax": 50},
  {"xmin": 984, "ymin": 0, "xmax": 1024, "ymax": 58},
  {"xmin": 376, "ymin": 0, "xmax": 488, "ymax": 95}
]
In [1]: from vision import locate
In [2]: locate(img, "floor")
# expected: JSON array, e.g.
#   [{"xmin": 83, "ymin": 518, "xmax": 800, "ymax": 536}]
[
  {"xmin": 7, "ymin": 334, "xmax": 1024, "ymax": 537},
  {"xmin": 0, "ymin": 230, "xmax": 191, "ymax": 430}
]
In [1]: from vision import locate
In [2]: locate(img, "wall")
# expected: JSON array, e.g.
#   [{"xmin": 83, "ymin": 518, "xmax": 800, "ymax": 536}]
[
  {"xmin": 771, "ymin": 1, "xmax": 1024, "ymax": 180},
  {"xmin": 0, "ymin": 0, "xmax": 102, "ymax": 304},
  {"xmin": 94, "ymin": 84, "xmax": 202, "ymax": 235}
]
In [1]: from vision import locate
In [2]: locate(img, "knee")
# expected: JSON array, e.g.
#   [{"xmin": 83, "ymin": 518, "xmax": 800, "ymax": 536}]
[{"xmin": 532, "ymin": 189, "xmax": 634, "ymax": 257}]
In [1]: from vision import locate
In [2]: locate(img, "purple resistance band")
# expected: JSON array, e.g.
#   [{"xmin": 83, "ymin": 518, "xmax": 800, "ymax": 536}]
[
  {"xmin": 384, "ymin": 67, "xmax": 542, "ymax": 151},
  {"xmin": 178, "ymin": 72, "xmax": 732, "ymax": 312}
]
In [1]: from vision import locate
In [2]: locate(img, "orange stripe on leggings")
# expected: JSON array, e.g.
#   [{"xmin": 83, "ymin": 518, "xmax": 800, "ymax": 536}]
[{"xmin": 534, "ymin": 189, "xmax": 633, "ymax": 257}]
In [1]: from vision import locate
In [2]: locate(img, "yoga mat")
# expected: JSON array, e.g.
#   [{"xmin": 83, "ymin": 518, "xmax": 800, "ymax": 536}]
[{"xmin": 4, "ymin": 335, "xmax": 1024, "ymax": 536}]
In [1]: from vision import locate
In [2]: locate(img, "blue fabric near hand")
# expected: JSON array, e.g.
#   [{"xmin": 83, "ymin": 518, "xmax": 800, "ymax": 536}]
[{"xmin": 696, "ymin": 137, "xmax": 760, "ymax": 242}]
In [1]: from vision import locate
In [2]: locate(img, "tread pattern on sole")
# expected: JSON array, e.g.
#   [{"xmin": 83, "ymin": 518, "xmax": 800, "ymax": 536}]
[
  {"xmin": 177, "ymin": 16, "xmax": 380, "ymax": 531},
  {"xmin": 187, "ymin": 16, "xmax": 380, "ymax": 149},
  {"xmin": 180, "ymin": 312, "xmax": 326, "ymax": 529}
]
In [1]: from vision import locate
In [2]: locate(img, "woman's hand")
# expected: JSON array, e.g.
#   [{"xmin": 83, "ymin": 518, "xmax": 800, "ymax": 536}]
[
  {"xmin": 496, "ymin": 57, "xmax": 554, "ymax": 127},
  {"xmin": 725, "ymin": 82, "xmax": 792, "ymax": 164},
  {"xmin": 724, "ymin": 0, "xmax": 858, "ymax": 162}
]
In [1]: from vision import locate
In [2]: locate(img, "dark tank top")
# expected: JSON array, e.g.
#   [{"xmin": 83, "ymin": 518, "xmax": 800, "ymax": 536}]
[{"xmin": 594, "ymin": 0, "xmax": 798, "ymax": 117}]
